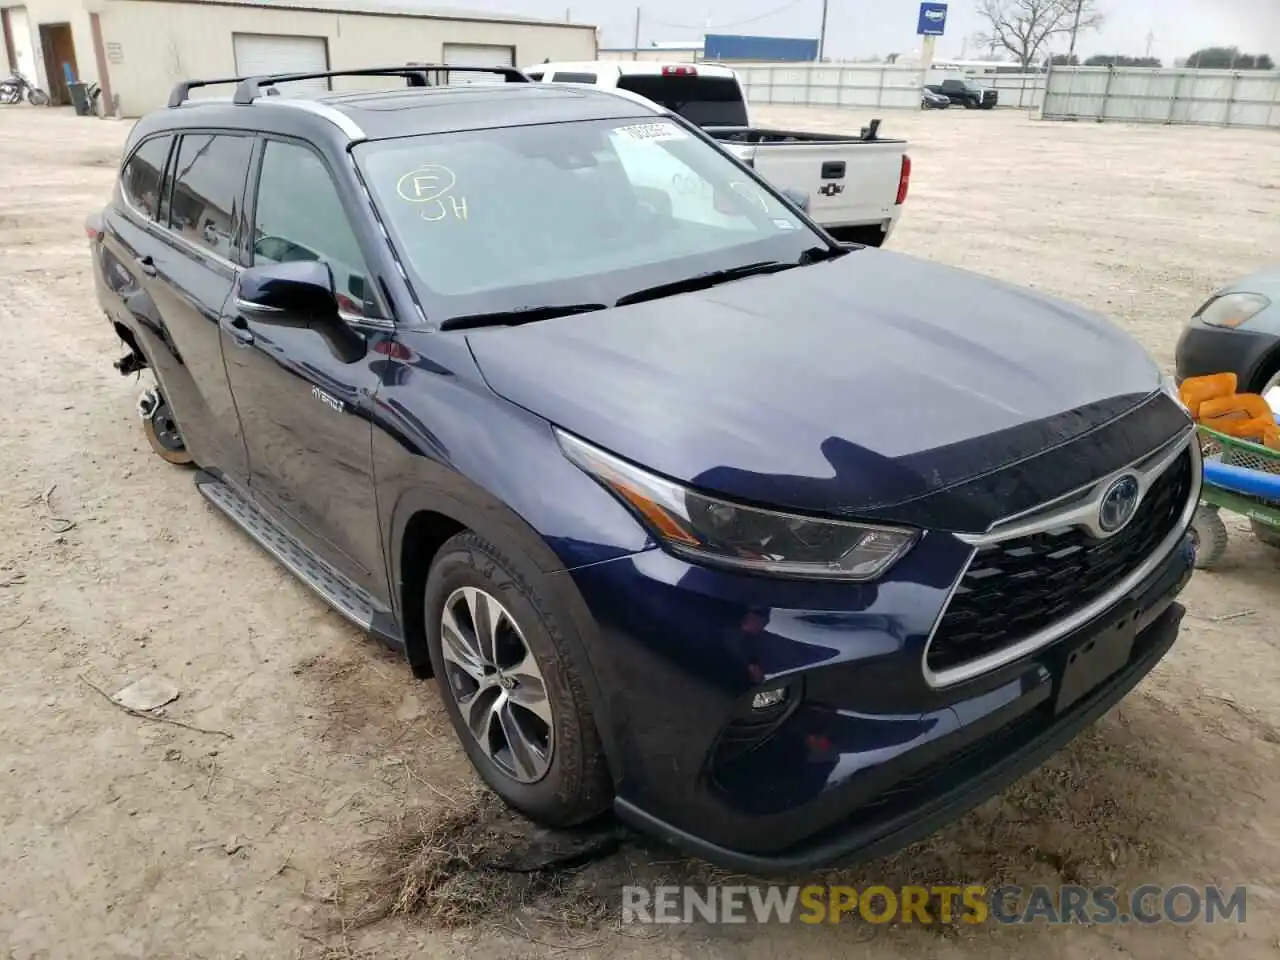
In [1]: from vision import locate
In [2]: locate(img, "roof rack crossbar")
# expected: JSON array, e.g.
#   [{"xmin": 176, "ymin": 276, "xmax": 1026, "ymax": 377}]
[
  {"xmin": 231, "ymin": 64, "xmax": 529, "ymax": 104},
  {"xmin": 168, "ymin": 75, "xmax": 251, "ymax": 108}
]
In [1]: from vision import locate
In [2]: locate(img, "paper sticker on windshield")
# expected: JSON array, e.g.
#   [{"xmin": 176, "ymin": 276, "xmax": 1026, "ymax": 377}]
[{"xmin": 615, "ymin": 121, "xmax": 687, "ymax": 143}]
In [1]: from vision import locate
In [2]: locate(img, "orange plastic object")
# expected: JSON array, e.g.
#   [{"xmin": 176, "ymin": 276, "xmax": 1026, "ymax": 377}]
[
  {"xmin": 1179, "ymin": 373, "xmax": 1237, "ymax": 418},
  {"xmin": 1198, "ymin": 392, "xmax": 1273, "ymax": 423},
  {"xmin": 1208, "ymin": 415, "xmax": 1278, "ymax": 445}
]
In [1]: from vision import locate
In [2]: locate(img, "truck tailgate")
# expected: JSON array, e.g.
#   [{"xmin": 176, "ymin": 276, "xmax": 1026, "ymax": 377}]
[{"xmin": 743, "ymin": 139, "xmax": 906, "ymax": 229}]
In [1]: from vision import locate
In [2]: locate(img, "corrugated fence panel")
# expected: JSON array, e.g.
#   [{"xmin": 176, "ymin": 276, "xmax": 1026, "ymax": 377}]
[{"xmin": 1043, "ymin": 65, "xmax": 1280, "ymax": 129}]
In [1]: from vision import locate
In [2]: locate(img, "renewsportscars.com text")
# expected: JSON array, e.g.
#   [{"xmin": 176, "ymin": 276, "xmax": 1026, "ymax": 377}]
[{"xmin": 621, "ymin": 884, "xmax": 1248, "ymax": 926}]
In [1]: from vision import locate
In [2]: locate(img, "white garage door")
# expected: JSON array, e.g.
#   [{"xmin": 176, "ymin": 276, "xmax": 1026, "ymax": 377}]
[
  {"xmin": 442, "ymin": 42, "xmax": 515, "ymax": 85},
  {"xmin": 233, "ymin": 34, "xmax": 329, "ymax": 96},
  {"xmin": 6, "ymin": 8, "xmax": 38, "ymax": 85}
]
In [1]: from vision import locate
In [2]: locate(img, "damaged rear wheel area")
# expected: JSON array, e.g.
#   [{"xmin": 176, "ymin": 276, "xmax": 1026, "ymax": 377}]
[
  {"xmin": 114, "ymin": 325, "xmax": 194, "ymax": 467},
  {"xmin": 138, "ymin": 386, "xmax": 194, "ymax": 465}
]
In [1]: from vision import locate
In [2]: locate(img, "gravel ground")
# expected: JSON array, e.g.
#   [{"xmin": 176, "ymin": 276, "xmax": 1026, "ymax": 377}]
[{"xmin": 0, "ymin": 103, "xmax": 1278, "ymax": 960}]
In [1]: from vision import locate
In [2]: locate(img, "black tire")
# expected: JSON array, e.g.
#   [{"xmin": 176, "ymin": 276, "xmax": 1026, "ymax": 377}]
[
  {"xmin": 1249, "ymin": 519, "xmax": 1280, "ymax": 550},
  {"xmin": 1190, "ymin": 506, "xmax": 1229, "ymax": 569},
  {"xmin": 424, "ymin": 531, "xmax": 611, "ymax": 827},
  {"xmin": 27, "ymin": 88, "xmax": 49, "ymax": 106},
  {"xmin": 963, "ymin": 100, "xmax": 978, "ymax": 109}
]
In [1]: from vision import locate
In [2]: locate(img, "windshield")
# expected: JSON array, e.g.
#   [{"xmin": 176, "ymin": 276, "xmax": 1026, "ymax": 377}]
[
  {"xmin": 615, "ymin": 75, "xmax": 748, "ymax": 126},
  {"xmin": 356, "ymin": 117, "xmax": 823, "ymax": 323}
]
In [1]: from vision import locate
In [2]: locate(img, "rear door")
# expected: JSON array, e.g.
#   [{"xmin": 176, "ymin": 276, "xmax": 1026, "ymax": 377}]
[{"xmin": 101, "ymin": 130, "xmax": 253, "ymax": 480}]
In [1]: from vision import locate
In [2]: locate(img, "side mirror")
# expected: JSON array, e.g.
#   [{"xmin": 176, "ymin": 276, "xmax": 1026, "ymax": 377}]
[
  {"xmin": 235, "ymin": 261, "xmax": 367, "ymax": 364},
  {"xmin": 237, "ymin": 259, "xmax": 339, "ymax": 317},
  {"xmin": 780, "ymin": 187, "xmax": 810, "ymax": 213}
]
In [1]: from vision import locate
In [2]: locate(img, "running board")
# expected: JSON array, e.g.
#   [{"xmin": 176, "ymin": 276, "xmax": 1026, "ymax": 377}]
[{"xmin": 194, "ymin": 471, "xmax": 399, "ymax": 642}]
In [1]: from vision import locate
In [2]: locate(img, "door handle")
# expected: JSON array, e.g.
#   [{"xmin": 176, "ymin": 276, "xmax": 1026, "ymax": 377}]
[
  {"xmin": 221, "ymin": 314, "xmax": 254, "ymax": 346},
  {"xmin": 138, "ymin": 255, "xmax": 157, "ymax": 278}
]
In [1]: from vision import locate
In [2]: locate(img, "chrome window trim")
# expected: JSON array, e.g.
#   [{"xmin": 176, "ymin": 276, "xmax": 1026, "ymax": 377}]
[
  {"xmin": 253, "ymin": 97, "xmax": 366, "ymax": 140},
  {"xmin": 922, "ymin": 425, "xmax": 1200, "ymax": 689}
]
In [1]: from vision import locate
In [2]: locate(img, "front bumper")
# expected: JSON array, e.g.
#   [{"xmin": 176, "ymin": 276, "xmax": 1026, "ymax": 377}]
[
  {"xmin": 1175, "ymin": 318, "xmax": 1279, "ymax": 391},
  {"xmin": 570, "ymin": 526, "xmax": 1194, "ymax": 873}
]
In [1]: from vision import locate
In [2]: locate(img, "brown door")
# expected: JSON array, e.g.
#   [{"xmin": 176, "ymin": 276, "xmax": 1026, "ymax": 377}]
[{"xmin": 38, "ymin": 22, "xmax": 77, "ymax": 105}]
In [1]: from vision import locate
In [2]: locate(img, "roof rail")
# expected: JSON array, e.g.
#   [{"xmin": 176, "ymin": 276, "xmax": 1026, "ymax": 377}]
[
  {"xmin": 231, "ymin": 64, "xmax": 529, "ymax": 104},
  {"xmin": 168, "ymin": 75, "xmax": 250, "ymax": 108}
]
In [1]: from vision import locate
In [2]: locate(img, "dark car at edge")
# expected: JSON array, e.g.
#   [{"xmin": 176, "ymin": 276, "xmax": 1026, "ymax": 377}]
[{"xmin": 87, "ymin": 65, "xmax": 1199, "ymax": 873}]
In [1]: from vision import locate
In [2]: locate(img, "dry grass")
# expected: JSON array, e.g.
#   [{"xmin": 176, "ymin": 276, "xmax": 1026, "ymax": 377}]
[{"xmin": 344, "ymin": 785, "xmax": 623, "ymax": 933}]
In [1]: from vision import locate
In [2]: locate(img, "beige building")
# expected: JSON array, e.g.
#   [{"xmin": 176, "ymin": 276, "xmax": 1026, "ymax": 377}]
[{"xmin": 0, "ymin": 0, "xmax": 597, "ymax": 116}]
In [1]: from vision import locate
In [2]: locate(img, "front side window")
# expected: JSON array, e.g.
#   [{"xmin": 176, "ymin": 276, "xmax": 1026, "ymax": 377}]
[
  {"xmin": 168, "ymin": 134, "xmax": 254, "ymax": 259},
  {"xmin": 252, "ymin": 140, "xmax": 373, "ymax": 317},
  {"xmin": 551, "ymin": 71, "xmax": 597, "ymax": 83},
  {"xmin": 120, "ymin": 135, "xmax": 173, "ymax": 220},
  {"xmin": 356, "ymin": 117, "xmax": 819, "ymax": 322}
]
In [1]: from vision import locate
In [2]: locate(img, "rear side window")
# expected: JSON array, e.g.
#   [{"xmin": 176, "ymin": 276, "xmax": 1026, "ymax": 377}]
[
  {"xmin": 168, "ymin": 134, "xmax": 255, "ymax": 260},
  {"xmin": 551, "ymin": 71, "xmax": 597, "ymax": 83},
  {"xmin": 616, "ymin": 75, "xmax": 748, "ymax": 126},
  {"xmin": 120, "ymin": 135, "xmax": 173, "ymax": 220}
]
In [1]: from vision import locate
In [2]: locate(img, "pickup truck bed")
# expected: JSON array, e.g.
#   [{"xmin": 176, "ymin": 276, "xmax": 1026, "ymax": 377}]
[{"xmin": 706, "ymin": 124, "xmax": 909, "ymax": 247}]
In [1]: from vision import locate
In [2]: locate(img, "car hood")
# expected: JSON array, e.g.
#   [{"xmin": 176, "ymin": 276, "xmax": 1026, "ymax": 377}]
[{"xmin": 465, "ymin": 249, "xmax": 1165, "ymax": 523}]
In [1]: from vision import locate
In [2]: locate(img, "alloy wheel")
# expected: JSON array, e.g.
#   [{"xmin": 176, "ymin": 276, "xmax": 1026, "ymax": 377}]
[{"xmin": 439, "ymin": 586, "xmax": 554, "ymax": 783}]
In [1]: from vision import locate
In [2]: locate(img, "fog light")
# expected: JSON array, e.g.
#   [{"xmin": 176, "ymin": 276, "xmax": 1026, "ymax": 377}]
[{"xmin": 751, "ymin": 687, "xmax": 788, "ymax": 710}]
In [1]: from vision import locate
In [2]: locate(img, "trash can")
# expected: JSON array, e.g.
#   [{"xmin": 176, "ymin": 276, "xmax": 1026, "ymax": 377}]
[{"xmin": 68, "ymin": 81, "xmax": 90, "ymax": 117}]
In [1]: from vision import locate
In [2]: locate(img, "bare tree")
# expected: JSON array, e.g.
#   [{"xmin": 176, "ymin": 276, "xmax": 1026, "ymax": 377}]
[{"xmin": 974, "ymin": 0, "xmax": 1104, "ymax": 68}]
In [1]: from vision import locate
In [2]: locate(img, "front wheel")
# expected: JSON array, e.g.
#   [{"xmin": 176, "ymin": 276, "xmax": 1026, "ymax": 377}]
[
  {"xmin": 424, "ymin": 532, "xmax": 611, "ymax": 826},
  {"xmin": 1190, "ymin": 506, "xmax": 1229, "ymax": 569},
  {"xmin": 26, "ymin": 88, "xmax": 49, "ymax": 106}
]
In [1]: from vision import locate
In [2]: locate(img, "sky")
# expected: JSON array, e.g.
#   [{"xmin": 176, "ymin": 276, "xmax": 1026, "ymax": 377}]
[{"xmin": 435, "ymin": 0, "xmax": 1280, "ymax": 64}]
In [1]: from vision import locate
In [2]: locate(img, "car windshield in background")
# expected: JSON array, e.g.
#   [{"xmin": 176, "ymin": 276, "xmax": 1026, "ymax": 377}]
[
  {"xmin": 615, "ymin": 75, "xmax": 749, "ymax": 126},
  {"xmin": 355, "ymin": 117, "xmax": 820, "ymax": 324}
]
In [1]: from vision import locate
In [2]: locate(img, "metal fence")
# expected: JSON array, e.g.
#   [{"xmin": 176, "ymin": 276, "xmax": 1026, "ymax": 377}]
[
  {"xmin": 732, "ymin": 62, "xmax": 1046, "ymax": 111},
  {"xmin": 1042, "ymin": 65, "xmax": 1280, "ymax": 129}
]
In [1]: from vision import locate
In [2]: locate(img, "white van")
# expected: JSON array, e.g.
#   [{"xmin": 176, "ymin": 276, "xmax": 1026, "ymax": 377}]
[{"xmin": 527, "ymin": 60, "xmax": 911, "ymax": 247}]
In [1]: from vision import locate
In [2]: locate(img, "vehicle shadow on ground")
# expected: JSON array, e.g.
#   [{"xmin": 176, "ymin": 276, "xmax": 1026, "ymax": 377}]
[{"xmin": 295, "ymin": 630, "xmax": 1272, "ymax": 951}]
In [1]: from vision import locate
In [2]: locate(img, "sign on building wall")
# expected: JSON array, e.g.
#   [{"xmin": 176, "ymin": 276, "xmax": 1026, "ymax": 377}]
[{"xmin": 917, "ymin": 2, "xmax": 948, "ymax": 36}]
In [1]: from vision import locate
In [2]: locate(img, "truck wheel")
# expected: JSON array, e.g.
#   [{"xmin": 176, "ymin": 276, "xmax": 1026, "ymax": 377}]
[
  {"xmin": 139, "ymin": 387, "xmax": 194, "ymax": 466},
  {"xmin": 424, "ymin": 531, "xmax": 612, "ymax": 827},
  {"xmin": 1190, "ymin": 506, "xmax": 1229, "ymax": 569}
]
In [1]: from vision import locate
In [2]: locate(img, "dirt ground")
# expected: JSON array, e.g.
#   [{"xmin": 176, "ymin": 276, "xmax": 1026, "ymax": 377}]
[{"xmin": 1, "ymin": 103, "xmax": 1278, "ymax": 960}]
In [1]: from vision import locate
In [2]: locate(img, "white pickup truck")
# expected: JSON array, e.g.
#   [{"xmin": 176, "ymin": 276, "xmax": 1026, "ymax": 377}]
[{"xmin": 527, "ymin": 60, "xmax": 911, "ymax": 247}]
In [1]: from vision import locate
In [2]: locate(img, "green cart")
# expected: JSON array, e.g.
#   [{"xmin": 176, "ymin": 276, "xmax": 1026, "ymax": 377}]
[{"xmin": 1190, "ymin": 424, "xmax": 1280, "ymax": 569}]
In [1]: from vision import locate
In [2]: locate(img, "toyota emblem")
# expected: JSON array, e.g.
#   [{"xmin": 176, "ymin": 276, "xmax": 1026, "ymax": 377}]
[{"xmin": 1098, "ymin": 475, "xmax": 1141, "ymax": 534}]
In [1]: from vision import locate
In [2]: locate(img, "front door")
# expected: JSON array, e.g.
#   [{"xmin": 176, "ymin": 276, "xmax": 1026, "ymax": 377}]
[{"xmin": 221, "ymin": 136, "xmax": 389, "ymax": 601}]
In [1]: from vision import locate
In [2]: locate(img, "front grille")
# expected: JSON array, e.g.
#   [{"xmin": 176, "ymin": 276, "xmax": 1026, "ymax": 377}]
[{"xmin": 926, "ymin": 448, "xmax": 1193, "ymax": 674}]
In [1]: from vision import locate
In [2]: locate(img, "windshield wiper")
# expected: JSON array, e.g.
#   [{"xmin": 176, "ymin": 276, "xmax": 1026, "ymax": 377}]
[
  {"xmin": 615, "ymin": 246, "xmax": 841, "ymax": 307},
  {"xmin": 440, "ymin": 303, "xmax": 609, "ymax": 331}
]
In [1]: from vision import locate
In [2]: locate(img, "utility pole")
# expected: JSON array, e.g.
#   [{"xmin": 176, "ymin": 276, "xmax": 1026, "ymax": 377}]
[
  {"xmin": 1066, "ymin": 0, "xmax": 1084, "ymax": 61},
  {"xmin": 1145, "ymin": 31, "xmax": 1154, "ymax": 59},
  {"xmin": 817, "ymin": 0, "xmax": 829, "ymax": 62},
  {"xmin": 632, "ymin": 6, "xmax": 640, "ymax": 61}
]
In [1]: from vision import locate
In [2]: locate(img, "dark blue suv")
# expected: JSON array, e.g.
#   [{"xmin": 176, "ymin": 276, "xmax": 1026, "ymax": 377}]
[{"xmin": 88, "ymin": 65, "xmax": 1200, "ymax": 872}]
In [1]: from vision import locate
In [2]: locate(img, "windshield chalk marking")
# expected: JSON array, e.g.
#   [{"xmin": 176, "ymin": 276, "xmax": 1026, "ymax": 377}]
[{"xmin": 395, "ymin": 164, "xmax": 469, "ymax": 223}]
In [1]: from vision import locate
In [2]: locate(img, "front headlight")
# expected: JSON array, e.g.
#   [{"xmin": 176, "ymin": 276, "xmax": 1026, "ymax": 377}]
[
  {"xmin": 1197, "ymin": 292, "xmax": 1270, "ymax": 329},
  {"xmin": 556, "ymin": 430, "xmax": 918, "ymax": 581}
]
